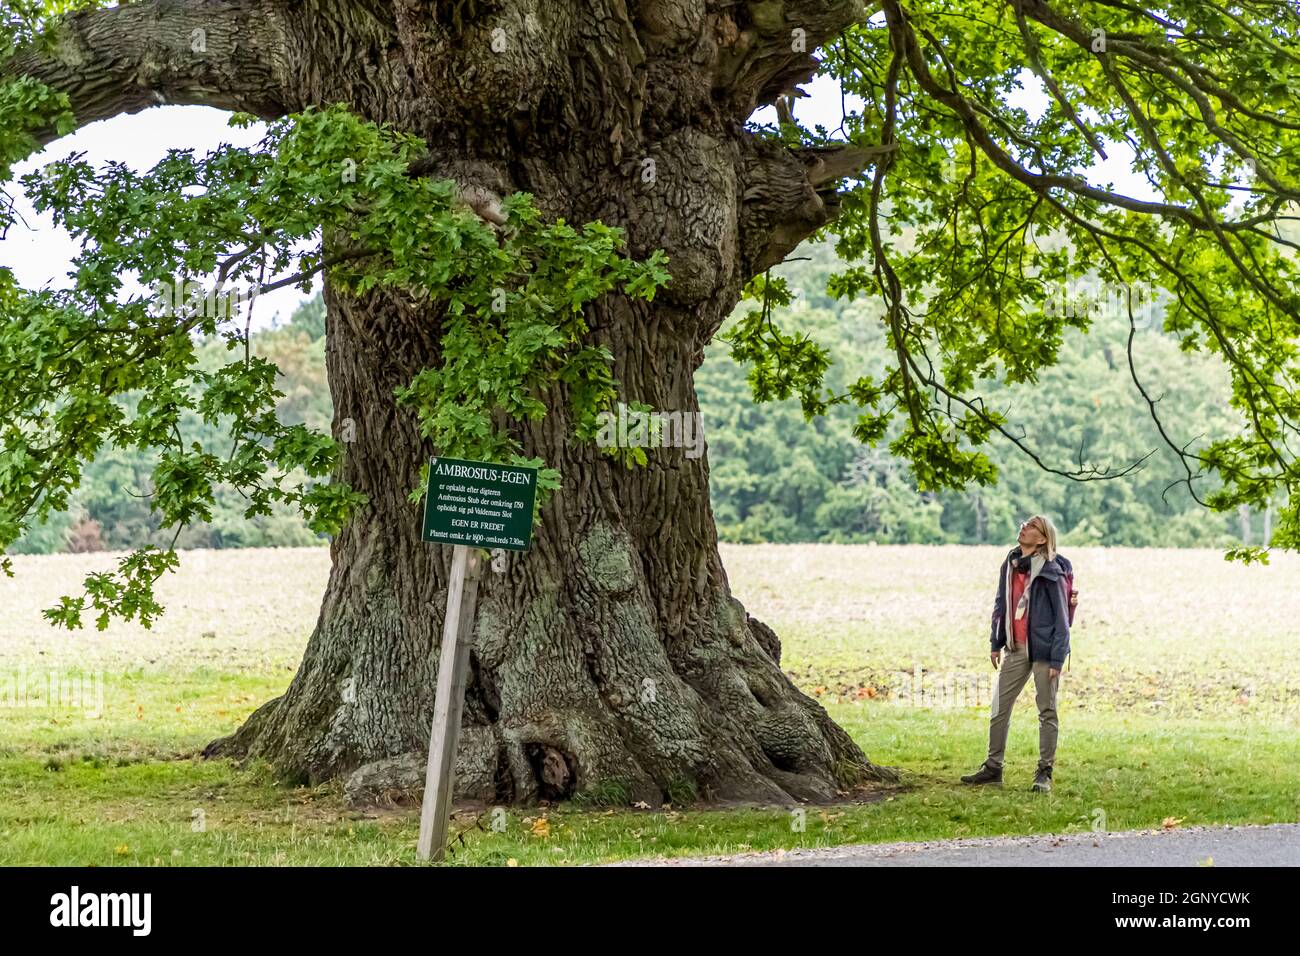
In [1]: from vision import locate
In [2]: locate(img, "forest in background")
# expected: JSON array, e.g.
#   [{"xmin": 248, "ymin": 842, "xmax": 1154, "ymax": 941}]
[{"xmin": 13, "ymin": 242, "xmax": 1265, "ymax": 554}]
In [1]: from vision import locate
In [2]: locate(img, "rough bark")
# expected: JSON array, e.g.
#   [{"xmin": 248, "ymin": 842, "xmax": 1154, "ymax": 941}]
[{"xmin": 14, "ymin": 0, "xmax": 898, "ymax": 805}]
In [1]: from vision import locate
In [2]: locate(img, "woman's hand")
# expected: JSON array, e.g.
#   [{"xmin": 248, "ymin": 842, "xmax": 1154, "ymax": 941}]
[
  {"xmin": 991, "ymin": 650, "xmax": 1001, "ymax": 669},
  {"xmin": 1049, "ymin": 667, "xmax": 1061, "ymax": 679}
]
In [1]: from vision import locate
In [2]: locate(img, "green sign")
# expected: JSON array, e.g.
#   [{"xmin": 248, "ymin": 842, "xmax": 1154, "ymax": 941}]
[{"xmin": 421, "ymin": 456, "xmax": 537, "ymax": 552}]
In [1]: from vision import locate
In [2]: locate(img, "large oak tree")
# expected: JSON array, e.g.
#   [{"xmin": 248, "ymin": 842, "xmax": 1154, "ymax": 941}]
[{"xmin": 3, "ymin": 0, "xmax": 1297, "ymax": 805}]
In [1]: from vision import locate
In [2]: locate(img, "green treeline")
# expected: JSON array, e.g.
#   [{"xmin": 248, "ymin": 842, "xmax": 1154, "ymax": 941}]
[{"xmin": 14, "ymin": 244, "xmax": 1264, "ymax": 553}]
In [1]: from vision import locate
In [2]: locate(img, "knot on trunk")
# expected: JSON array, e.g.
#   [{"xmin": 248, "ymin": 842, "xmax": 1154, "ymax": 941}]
[
  {"xmin": 747, "ymin": 614, "xmax": 782, "ymax": 664},
  {"xmin": 621, "ymin": 128, "xmax": 738, "ymax": 306},
  {"xmin": 527, "ymin": 743, "xmax": 577, "ymax": 801}
]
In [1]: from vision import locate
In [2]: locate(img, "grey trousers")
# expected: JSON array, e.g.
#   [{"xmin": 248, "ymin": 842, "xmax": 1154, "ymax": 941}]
[{"xmin": 986, "ymin": 644, "xmax": 1059, "ymax": 771}]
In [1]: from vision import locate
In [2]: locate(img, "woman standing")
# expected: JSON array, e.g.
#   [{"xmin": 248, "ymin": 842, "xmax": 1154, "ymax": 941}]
[{"xmin": 961, "ymin": 514, "xmax": 1074, "ymax": 793}]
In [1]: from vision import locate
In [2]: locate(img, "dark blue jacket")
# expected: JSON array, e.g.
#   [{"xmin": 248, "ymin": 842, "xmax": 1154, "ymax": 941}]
[{"xmin": 990, "ymin": 547, "xmax": 1072, "ymax": 668}]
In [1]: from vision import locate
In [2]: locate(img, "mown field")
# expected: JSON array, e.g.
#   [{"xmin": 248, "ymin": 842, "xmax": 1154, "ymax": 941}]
[{"xmin": 2, "ymin": 545, "xmax": 1298, "ymax": 865}]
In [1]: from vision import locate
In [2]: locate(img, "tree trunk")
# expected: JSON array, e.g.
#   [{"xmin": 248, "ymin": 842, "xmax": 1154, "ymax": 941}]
[
  {"xmin": 210, "ymin": 269, "xmax": 894, "ymax": 805},
  {"xmin": 12, "ymin": 0, "xmax": 894, "ymax": 804}
]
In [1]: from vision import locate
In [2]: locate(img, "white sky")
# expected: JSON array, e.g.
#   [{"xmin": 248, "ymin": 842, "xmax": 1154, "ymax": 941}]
[
  {"xmin": 2, "ymin": 72, "xmax": 1155, "ymax": 328},
  {"xmin": 3, "ymin": 106, "xmax": 312, "ymax": 324}
]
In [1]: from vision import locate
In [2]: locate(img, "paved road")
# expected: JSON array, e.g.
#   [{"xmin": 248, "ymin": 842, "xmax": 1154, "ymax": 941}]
[{"xmin": 626, "ymin": 823, "xmax": 1300, "ymax": 867}]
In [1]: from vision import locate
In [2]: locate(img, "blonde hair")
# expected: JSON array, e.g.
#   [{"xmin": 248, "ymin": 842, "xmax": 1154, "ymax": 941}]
[{"xmin": 1027, "ymin": 514, "xmax": 1059, "ymax": 560}]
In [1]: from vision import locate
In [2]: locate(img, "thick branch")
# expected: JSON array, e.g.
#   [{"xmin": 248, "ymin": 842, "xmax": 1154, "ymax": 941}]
[
  {"xmin": 714, "ymin": 0, "xmax": 871, "ymax": 116},
  {"xmin": 739, "ymin": 140, "xmax": 872, "ymax": 277},
  {"xmin": 4, "ymin": 0, "xmax": 294, "ymax": 145},
  {"xmin": 801, "ymin": 143, "xmax": 887, "ymax": 187}
]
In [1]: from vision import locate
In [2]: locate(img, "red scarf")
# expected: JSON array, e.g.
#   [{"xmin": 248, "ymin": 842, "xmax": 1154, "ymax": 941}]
[{"xmin": 1009, "ymin": 566, "xmax": 1031, "ymax": 647}]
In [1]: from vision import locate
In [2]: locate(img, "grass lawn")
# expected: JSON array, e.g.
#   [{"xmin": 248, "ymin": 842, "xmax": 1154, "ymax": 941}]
[{"xmin": 2, "ymin": 545, "xmax": 1298, "ymax": 865}]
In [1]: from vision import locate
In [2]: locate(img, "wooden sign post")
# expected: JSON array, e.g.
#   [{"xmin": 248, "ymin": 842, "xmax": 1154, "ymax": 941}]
[
  {"xmin": 417, "ymin": 544, "xmax": 481, "ymax": 862},
  {"xmin": 416, "ymin": 457, "xmax": 537, "ymax": 862}
]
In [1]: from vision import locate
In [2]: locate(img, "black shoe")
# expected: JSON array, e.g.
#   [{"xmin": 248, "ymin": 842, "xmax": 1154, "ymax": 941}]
[
  {"xmin": 960, "ymin": 762, "xmax": 1003, "ymax": 786},
  {"xmin": 1031, "ymin": 766, "xmax": 1053, "ymax": 793}
]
